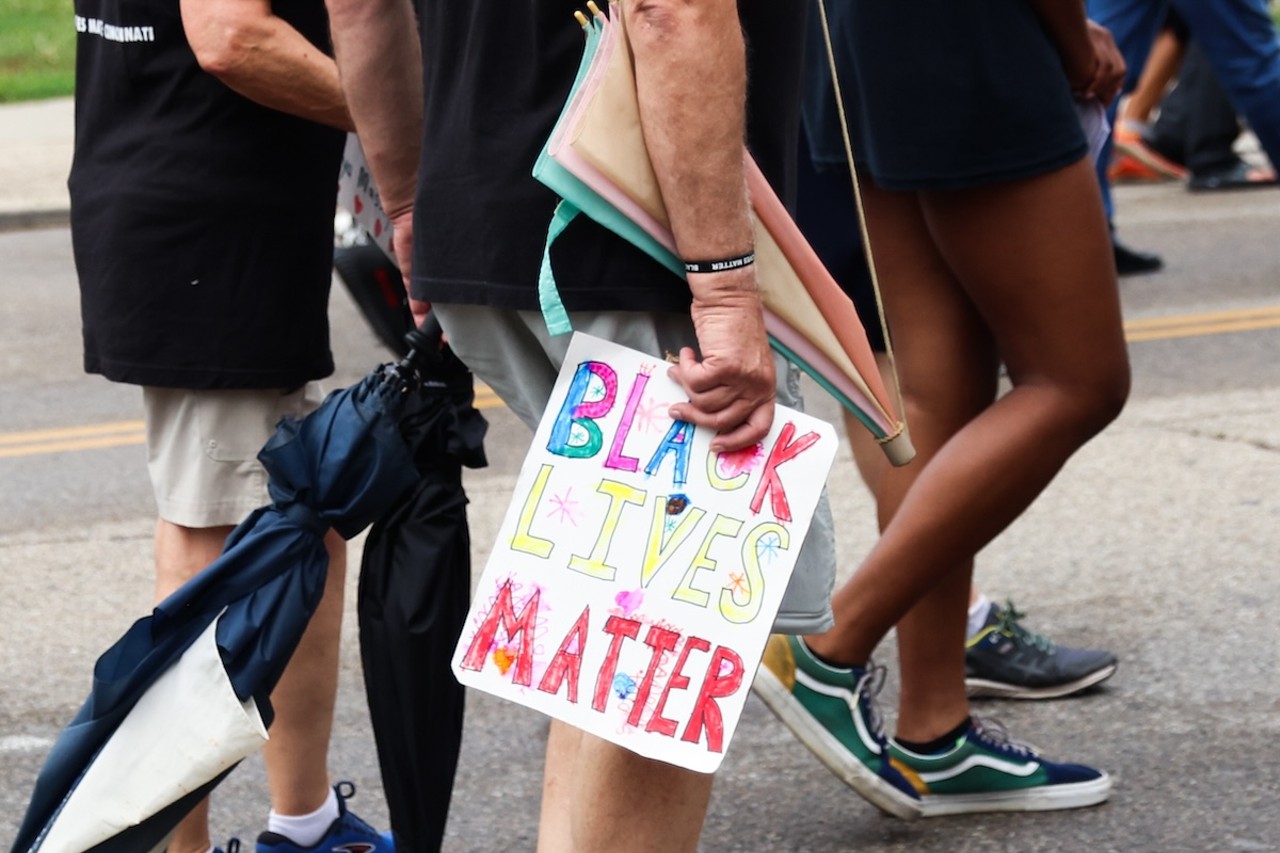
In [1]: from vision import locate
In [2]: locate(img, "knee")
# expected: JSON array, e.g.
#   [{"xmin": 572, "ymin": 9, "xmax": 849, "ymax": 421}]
[{"xmin": 1070, "ymin": 361, "xmax": 1131, "ymax": 439}]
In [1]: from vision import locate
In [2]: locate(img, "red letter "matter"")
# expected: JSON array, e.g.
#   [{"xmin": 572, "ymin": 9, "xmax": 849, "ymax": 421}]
[
  {"xmin": 459, "ymin": 580, "xmax": 541, "ymax": 687},
  {"xmin": 681, "ymin": 646, "xmax": 744, "ymax": 754}
]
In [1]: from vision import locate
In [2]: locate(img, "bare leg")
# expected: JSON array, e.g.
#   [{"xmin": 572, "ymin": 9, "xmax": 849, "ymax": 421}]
[
  {"xmin": 819, "ymin": 179, "xmax": 999, "ymax": 739},
  {"xmin": 847, "ymin": 377, "xmax": 981, "ymax": 739},
  {"xmin": 537, "ymin": 720, "xmax": 713, "ymax": 853},
  {"xmin": 261, "ymin": 530, "xmax": 347, "ymax": 815},
  {"xmin": 809, "ymin": 158, "xmax": 1129, "ymax": 741},
  {"xmin": 535, "ymin": 720, "xmax": 581, "ymax": 851},
  {"xmin": 844, "ymin": 358, "xmax": 985, "ymax": 614},
  {"xmin": 1120, "ymin": 26, "xmax": 1186, "ymax": 126}
]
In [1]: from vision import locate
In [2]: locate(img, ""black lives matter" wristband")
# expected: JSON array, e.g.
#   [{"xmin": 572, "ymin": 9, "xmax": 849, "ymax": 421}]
[{"xmin": 682, "ymin": 251, "xmax": 756, "ymax": 274}]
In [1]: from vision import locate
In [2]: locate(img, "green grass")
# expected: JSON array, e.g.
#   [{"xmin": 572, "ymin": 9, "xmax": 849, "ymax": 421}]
[
  {"xmin": 0, "ymin": 2, "xmax": 1275, "ymax": 103},
  {"xmin": 0, "ymin": 0, "xmax": 75, "ymax": 102}
]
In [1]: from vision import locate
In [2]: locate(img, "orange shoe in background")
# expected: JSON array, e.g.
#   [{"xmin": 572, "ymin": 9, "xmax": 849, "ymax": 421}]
[
  {"xmin": 1110, "ymin": 120, "xmax": 1189, "ymax": 182},
  {"xmin": 1108, "ymin": 153, "xmax": 1172, "ymax": 183}
]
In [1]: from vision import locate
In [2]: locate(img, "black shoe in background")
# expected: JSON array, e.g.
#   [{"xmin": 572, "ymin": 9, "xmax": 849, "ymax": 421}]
[
  {"xmin": 1112, "ymin": 238, "xmax": 1163, "ymax": 276},
  {"xmin": 1187, "ymin": 160, "xmax": 1279, "ymax": 192}
]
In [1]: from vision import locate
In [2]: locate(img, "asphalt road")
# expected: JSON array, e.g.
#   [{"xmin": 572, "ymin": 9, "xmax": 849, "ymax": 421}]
[{"xmin": 2, "ymin": 177, "xmax": 1279, "ymax": 852}]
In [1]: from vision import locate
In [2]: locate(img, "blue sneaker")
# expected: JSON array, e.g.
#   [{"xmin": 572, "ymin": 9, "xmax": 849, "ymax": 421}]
[
  {"xmin": 753, "ymin": 634, "xmax": 922, "ymax": 819},
  {"xmin": 255, "ymin": 782, "xmax": 395, "ymax": 853},
  {"xmin": 888, "ymin": 717, "xmax": 1112, "ymax": 817}
]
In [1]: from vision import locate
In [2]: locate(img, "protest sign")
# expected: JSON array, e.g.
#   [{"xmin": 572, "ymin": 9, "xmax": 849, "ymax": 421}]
[
  {"xmin": 336, "ymin": 134, "xmax": 395, "ymax": 261},
  {"xmin": 452, "ymin": 333, "xmax": 837, "ymax": 773}
]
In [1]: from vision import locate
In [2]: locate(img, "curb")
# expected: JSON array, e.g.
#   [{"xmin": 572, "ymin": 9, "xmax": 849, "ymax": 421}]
[{"xmin": 0, "ymin": 209, "xmax": 71, "ymax": 232}]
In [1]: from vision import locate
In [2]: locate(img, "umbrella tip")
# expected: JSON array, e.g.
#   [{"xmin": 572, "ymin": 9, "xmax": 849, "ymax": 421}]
[
  {"xmin": 574, "ymin": 9, "xmax": 589, "ymax": 27},
  {"xmin": 587, "ymin": 1, "xmax": 603, "ymax": 18}
]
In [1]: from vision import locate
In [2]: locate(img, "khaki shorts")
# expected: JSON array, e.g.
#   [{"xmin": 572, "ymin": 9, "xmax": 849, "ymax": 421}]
[
  {"xmin": 143, "ymin": 383, "xmax": 325, "ymax": 528},
  {"xmin": 432, "ymin": 304, "xmax": 836, "ymax": 635}
]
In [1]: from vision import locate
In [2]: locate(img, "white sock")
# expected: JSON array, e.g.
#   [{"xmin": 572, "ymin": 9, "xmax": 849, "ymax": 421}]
[
  {"xmin": 966, "ymin": 594, "xmax": 993, "ymax": 641},
  {"xmin": 267, "ymin": 786, "xmax": 339, "ymax": 847}
]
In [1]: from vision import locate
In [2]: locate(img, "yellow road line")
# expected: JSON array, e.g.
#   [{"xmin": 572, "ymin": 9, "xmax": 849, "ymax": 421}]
[
  {"xmin": 1124, "ymin": 305, "xmax": 1280, "ymax": 342},
  {"xmin": 0, "ymin": 420, "xmax": 144, "ymax": 446},
  {"xmin": 3, "ymin": 305, "xmax": 1278, "ymax": 458},
  {"xmin": 0, "ymin": 391, "xmax": 505, "ymax": 458},
  {"xmin": 0, "ymin": 433, "xmax": 147, "ymax": 459},
  {"xmin": 0, "ymin": 421, "xmax": 147, "ymax": 457},
  {"xmin": 473, "ymin": 388, "xmax": 502, "ymax": 410}
]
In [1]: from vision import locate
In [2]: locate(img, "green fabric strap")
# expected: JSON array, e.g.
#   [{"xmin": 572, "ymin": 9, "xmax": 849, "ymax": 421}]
[{"xmin": 538, "ymin": 199, "xmax": 579, "ymax": 336}]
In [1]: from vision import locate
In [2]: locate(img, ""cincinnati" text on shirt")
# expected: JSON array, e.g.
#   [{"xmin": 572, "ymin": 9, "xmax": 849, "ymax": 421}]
[{"xmin": 75, "ymin": 15, "xmax": 156, "ymax": 43}]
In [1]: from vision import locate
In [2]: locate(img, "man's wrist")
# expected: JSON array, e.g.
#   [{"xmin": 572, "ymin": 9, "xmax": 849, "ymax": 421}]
[
  {"xmin": 683, "ymin": 250, "xmax": 755, "ymax": 275},
  {"xmin": 687, "ymin": 266, "xmax": 762, "ymax": 308}
]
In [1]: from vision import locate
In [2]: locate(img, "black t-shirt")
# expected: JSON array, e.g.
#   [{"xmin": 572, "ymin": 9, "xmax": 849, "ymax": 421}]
[
  {"xmin": 413, "ymin": 0, "xmax": 806, "ymax": 313},
  {"xmin": 71, "ymin": 0, "xmax": 345, "ymax": 389}
]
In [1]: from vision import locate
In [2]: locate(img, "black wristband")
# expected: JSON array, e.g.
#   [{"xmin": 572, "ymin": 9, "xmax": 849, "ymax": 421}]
[{"xmin": 682, "ymin": 251, "xmax": 756, "ymax": 274}]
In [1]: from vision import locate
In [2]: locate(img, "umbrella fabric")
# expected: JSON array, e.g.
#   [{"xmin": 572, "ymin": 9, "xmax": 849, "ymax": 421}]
[
  {"xmin": 335, "ymin": 176, "xmax": 491, "ymax": 852},
  {"xmin": 14, "ymin": 367, "xmax": 422, "ymax": 853},
  {"xmin": 359, "ymin": 474, "xmax": 471, "ymax": 853},
  {"xmin": 532, "ymin": 3, "xmax": 914, "ymax": 465},
  {"xmin": 353, "ymin": 304, "xmax": 489, "ymax": 852},
  {"xmin": 34, "ymin": 621, "xmax": 265, "ymax": 853},
  {"xmin": 358, "ymin": 348, "xmax": 487, "ymax": 853}
]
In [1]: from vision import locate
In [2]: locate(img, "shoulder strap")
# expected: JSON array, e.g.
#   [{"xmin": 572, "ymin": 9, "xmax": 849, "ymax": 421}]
[{"xmin": 814, "ymin": 0, "xmax": 906, "ymax": 427}]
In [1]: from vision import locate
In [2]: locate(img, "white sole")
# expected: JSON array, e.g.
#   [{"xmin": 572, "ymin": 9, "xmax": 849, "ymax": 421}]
[
  {"xmin": 965, "ymin": 663, "xmax": 1118, "ymax": 700},
  {"xmin": 919, "ymin": 771, "xmax": 1113, "ymax": 817},
  {"xmin": 752, "ymin": 666, "xmax": 922, "ymax": 820}
]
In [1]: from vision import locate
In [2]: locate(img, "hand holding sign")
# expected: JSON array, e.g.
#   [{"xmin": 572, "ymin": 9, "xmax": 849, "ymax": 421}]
[{"xmin": 451, "ymin": 333, "xmax": 836, "ymax": 773}]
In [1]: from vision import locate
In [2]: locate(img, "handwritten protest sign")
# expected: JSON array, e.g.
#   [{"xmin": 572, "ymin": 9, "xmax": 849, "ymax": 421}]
[
  {"xmin": 336, "ymin": 134, "xmax": 395, "ymax": 261},
  {"xmin": 452, "ymin": 333, "xmax": 837, "ymax": 772}
]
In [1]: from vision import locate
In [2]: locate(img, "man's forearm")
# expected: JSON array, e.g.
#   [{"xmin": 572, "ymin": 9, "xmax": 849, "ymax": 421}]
[
  {"xmin": 326, "ymin": 0, "xmax": 423, "ymax": 220},
  {"xmin": 626, "ymin": 0, "xmax": 774, "ymax": 450},
  {"xmin": 625, "ymin": 0, "xmax": 755, "ymax": 282},
  {"xmin": 181, "ymin": 0, "xmax": 353, "ymax": 131}
]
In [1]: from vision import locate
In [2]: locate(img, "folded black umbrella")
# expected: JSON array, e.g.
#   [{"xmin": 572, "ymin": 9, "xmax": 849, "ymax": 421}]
[{"xmin": 335, "ymin": 246, "xmax": 489, "ymax": 853}]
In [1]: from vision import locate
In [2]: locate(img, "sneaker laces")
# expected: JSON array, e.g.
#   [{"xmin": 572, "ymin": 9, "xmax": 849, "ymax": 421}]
[
  {"xmin": 853, "ymin": 663, "xmax": 891, "ymax": 742},
  {"xmin": 997, "ymin": 600, "xmax": 1054, "ymax": 653},
  {"xmin": 333, "ymin": 781, "xmax": 382, "ymax": 835},
  {"xmin": 970, "ymin": 716, "xmax": 1038, "ymax": 758}
]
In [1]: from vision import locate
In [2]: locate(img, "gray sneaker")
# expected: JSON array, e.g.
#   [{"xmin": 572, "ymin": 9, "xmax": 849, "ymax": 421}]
[{"xmin": 965, "ymin": 602, "xmax": 1117, "ymax": 700}]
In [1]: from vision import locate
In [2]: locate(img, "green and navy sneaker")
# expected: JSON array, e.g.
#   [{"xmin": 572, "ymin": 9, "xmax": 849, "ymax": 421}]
[
  {"xmin": 966, "ymin": 601, "xmax": 1118, "ymax": 700},
  {"xmin": 889, "ymin": 717, "xmax": 1112, "ymax": 817},
  {"xmin": 753, "ymin": 634, "xmax": 922, "ymax": 819}
]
